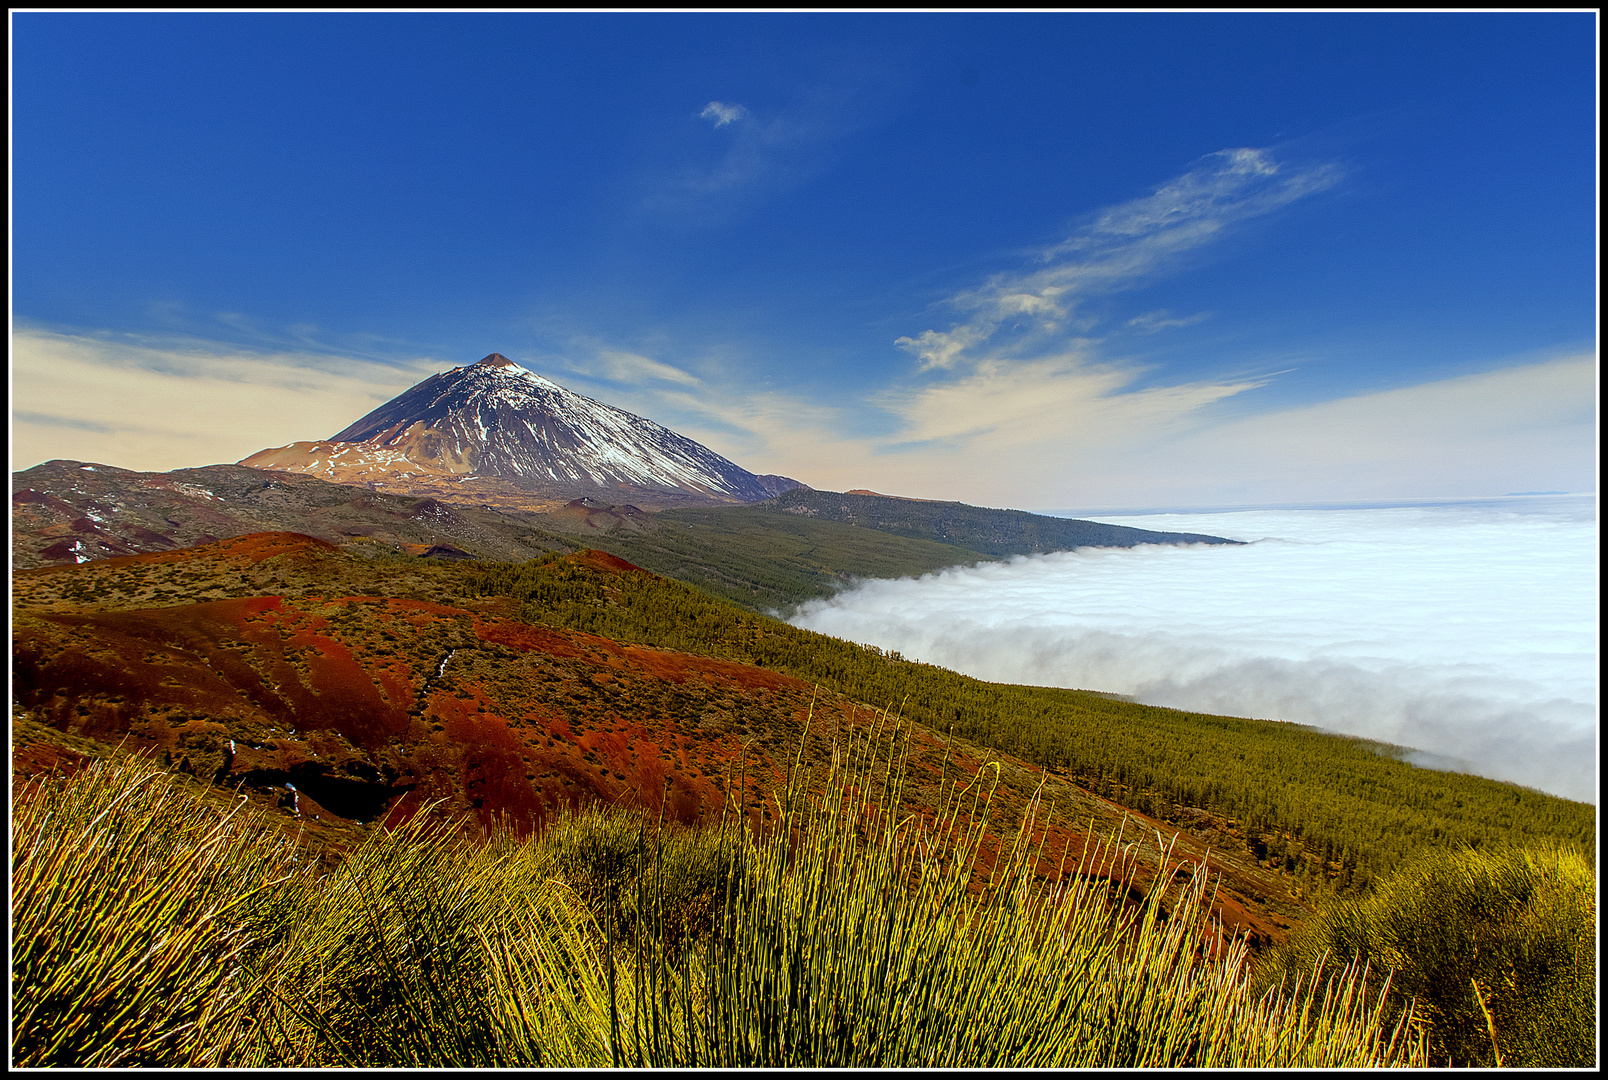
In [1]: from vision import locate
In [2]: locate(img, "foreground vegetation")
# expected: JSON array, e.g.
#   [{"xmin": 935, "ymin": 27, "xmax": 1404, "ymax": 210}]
[
  {"xmin": 472, "ymin": 554, "xmax": 1595, "ymax": 892},
  {"xmin": 15, "ymin": 736, "xmax": 1437, "ymax": 1068},
  {"xmin": 12, "ymin": 540, "xmax": 1594, "ymax": 1067},
  {"xmin": 1257, "ymin": 843, "xmax": 1596, "ymax": 1067}
]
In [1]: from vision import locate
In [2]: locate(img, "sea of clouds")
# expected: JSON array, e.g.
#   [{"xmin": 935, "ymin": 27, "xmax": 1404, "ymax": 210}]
[{"xmin": 789, "ymin": 496, "xmax": 1598, "ymax": 805}]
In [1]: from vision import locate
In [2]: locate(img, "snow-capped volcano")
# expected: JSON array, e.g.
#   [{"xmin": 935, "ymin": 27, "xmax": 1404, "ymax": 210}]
[{"xmin": 239, "ymin": 354, "xmax": 803, "ymax": 504}]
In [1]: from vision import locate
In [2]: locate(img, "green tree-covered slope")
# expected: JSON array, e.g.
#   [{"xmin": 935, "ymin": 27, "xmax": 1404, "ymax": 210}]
[
  {"xmin": 473, "ymin": 554, "xmax": 1594, "ymax": 892},
  {"xmin": 549, "ymin": 508, "xmax": 997, "ymax": 612},
  {"xmin": 745, "ymin": 488, "xmax": 1239, "ymax": 556},
  {"xmin": 537, "ymin": 489, "xmax": 1239, "ymax": 613}
]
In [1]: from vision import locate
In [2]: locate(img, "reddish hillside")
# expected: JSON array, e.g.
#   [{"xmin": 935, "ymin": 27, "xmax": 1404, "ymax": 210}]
[
  {"xmin": 16, "ymin": 592, "xmax": 796, "ymax": 832},
  {"xmin": 11, "ymin": 538, "xmax": 1294, "ymax": 951},
  {"xmin": 10, "ymin": 460, "xmax": 572, "ymax": 569},
  {"xmin": 26, "ymin": 530, "xmax": 341, "ymax": 573}
]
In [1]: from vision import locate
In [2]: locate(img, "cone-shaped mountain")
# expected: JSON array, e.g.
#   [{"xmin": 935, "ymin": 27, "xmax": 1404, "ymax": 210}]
[{"xmin": 240, "ymin": 354, "xmax": 803, "ymax": 503}]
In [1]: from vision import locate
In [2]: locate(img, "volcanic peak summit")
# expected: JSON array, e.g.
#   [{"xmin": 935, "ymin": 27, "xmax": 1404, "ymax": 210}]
[{"xmin": 239, "ymin": 354, "xmax": 806, "ymax": 505}]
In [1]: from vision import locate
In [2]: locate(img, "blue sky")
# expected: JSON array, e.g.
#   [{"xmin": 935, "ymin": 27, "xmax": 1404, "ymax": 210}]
[{"xmin": 12, "ymin": 12, "xmax": 1597, "ymax": 508}]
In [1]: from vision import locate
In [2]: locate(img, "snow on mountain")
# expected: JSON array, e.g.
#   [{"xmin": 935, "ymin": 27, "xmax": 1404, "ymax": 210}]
[{"xmin": 240, "ymin": 354, "xmax": 804, "ymax": 503}]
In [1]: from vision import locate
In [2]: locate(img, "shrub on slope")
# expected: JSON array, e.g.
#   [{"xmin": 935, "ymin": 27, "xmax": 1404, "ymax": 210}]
[{"xmin": 1255, "ymin": 843, "xmax": 1596, "ymax": 1067}]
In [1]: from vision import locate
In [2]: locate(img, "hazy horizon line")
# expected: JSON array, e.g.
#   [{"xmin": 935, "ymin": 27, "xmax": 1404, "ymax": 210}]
[{"xmin": 1033, "ymin": 491, "xmax": 1597, "ymax": 519}]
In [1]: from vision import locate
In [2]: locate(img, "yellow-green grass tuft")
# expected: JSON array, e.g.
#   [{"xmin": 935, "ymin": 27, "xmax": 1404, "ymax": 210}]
[
  {"xmin": 13, "ymin": 713, "xmax": 1430, "ymax": 1067},
  {"xmin": 11, "ymin": 757, "xmax": 302, "ymax": 1067}
]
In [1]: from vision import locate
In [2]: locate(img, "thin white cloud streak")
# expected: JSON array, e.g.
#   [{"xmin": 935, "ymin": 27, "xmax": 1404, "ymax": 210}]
[
  {"xmin": 593, "ymin": 349, "xmax": 702, "ymax": 387},
  {"xmin": 656, "ymin": 113, "xmax": 808, "ymax": 206},
  {"xmin": 879, "ymin": 353, "xmax": 1264, "ymax": 451},
  {"xmin": 897, "ymin": 147, "xmax": 1340, "ymax": 371},
  {"xmin": 11, "ymin": 327, "xmax": 435, "ymax": 473},
  {"xmin": 1126, "ymin": 309, "xmax": 1211, "ymax": 334},
  {"xmin": 791, "ymin": 499, "xmax": 1598, "ymax": 803},
  {"xmin": 586, "ymin": 380, "xmax": 870, "ymax": 483}
]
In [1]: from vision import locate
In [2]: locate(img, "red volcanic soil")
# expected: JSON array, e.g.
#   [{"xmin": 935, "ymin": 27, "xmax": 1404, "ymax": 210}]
[
  {"xmin": 16, "ymin": 576, "xmax": 1094, "ymax": 855},
  {"xmin": 569, "ymin": 548, "xmax": 650, "ymax": 575},
  {"xmin": 13, "ymin": 572, "xmax": 857, "ymax": 846}
]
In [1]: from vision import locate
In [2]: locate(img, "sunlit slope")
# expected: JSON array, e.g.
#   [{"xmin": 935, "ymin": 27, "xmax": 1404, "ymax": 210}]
[
  {"xmin": 11, "ymin": 459, "xmax": 575, "ymax": 569},
  {"xmin": 13, "ymin": 536, "xmax": 1310, "ymax": 949},
  {"xmin": 473, "ymin": 554, "xmax": 1594, "ymax": 891}
]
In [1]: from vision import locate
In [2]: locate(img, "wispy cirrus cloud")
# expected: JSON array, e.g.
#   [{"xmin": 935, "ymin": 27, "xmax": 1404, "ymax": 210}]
[
  {"xmin": 833, "ymin": 147, "xmax": 1345, "ymax": 499},
  {"xmin": 699, "ymin": 101, "xmax": 748, "ymax": 127},
  {"xmin": 540, "ymin": 337, "xmax": 705, "ymax": 393},
  {"xmin": 642, "ymin": 63, "xmax": 901, "ymax": 221},
  {"xmin": 593, "ymin": 349, "xmax": 702, "ymax": 387},
  {"xmin": 1126, "ymin": 309, "xmax": 1212, "ymax": 334},
  {"xmin": 1116, "ymin": 353, "xmax": 1599, "ymax": 504},
  {"xmin": 574, "ymin": 150, "xmax": 1351, "ymax": 498},
  {"xmin": 881, "ymin": 354, "xmax": 1263, "ymax": 454},
  {"xmin": 871, "ymin": 352, "xmax": 1594, "ymax": 507},
  {"xmin": 897, "ymin": 148, "xmax": 1340, "ymax": 371}
]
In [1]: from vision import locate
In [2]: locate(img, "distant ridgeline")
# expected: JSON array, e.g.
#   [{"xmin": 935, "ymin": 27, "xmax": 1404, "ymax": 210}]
[
  {"xmin": 556, "ymin": 488, "xmax": 1240, "ymax": 613},
  {"xmin": 750, "ymin": 488, "xmax": 1240, "ymax": 558}
]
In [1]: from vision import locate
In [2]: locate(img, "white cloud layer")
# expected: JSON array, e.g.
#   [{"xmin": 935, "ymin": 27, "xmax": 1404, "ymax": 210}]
[
  {"xmin": 11, "ymin": 327, "xmax": 434, "ymax": 472},
  {"xmin": 791, "ymin": 498, "xmax": 1598, "ymax": 804}
]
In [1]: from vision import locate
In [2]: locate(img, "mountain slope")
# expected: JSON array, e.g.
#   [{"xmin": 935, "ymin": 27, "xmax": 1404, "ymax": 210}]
[
  {"xmin": 9, "ymin": 462, "xmax": 989, "ymax": 605},
  {"xmin": 18, "ymin": 536, "xmax": 1592, "ymax": 956},
  {"xmin": 10, "ymin": 459, "xmax": 573, "ymax": 569},
  {"xmin": 552, "ymin": 500, "xmax": 1004, "ymax": 612},
  {"xmin": 16, "ymin": 533, "xmax": 1595, "ymax": 968},
  {"xmin": 9, "ymin": 536, "xmax": 1302, "ymax": 948},
  {"xmin": 528, "ymin": 492, "xmax": 1242, "ymax": 613},
  {"xmin": 240, "ymin": 353, "xmax": 804, "ymax": 506},
  {"xmin": 753, "ymin": 487, "xmax": 1239, "ymax": 555}
]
